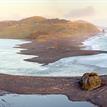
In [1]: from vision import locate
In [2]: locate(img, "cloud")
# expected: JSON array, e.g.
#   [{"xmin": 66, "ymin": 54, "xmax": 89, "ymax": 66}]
[{"xmin": 65, "ymin": 6, "xmax": 95, "ymax": 18}]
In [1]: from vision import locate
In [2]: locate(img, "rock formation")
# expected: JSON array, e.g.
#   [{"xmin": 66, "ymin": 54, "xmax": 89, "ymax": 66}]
[{"xmin": 80, "ymin": 72, "xmax": 102, "ymax": 90}]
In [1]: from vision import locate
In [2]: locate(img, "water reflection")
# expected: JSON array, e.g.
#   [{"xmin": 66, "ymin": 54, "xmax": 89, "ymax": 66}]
[{"xmin": 0, "ymin": 94, "xmax": 96, "ymax": 107}]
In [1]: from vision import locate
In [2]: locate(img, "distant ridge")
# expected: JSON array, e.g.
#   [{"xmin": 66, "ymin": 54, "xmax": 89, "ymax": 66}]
[{"xmin": 0, "ymin": 16, "xmax": 100, "ymax": 40}]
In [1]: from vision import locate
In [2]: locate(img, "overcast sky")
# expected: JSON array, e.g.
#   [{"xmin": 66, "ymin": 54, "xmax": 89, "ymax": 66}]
[{"xmin": 0, "ymin": 0, "xmax": 107, "ymax": 26}]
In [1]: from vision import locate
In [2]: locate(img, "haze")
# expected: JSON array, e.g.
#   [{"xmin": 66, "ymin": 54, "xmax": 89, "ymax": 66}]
[{"xmin": 0, "ymin": 0, "xmax": 107, "ymax": 26}]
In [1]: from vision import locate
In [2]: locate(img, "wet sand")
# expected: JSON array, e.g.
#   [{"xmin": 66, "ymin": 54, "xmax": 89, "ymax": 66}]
[
  {"xmin": 0, "ymin": 73, "xmax": 107, "ymax": 107},
  {"xmin": 19, "ymin": 38, "xmax": 107, "ymax": 65}
]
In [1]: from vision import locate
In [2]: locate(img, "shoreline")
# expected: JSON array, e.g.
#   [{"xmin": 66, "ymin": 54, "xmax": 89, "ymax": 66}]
[
  {"xmin": 14, "ymin": 32, "xmax": 107, "ymax": 107},
  {"xmin": 18, "ymin": 32, "xmax": 107, "ymax": 65},
  {"xmin": 0, "ymin": 16, "xmax": 106, "ymax": 107},
  {"xmin": 0, "ymin": 73, "xmax": 107, "ymax": 107},
  {"xmin": 0, "ymin": 30, "xmax": 106, "ymax": 107}
]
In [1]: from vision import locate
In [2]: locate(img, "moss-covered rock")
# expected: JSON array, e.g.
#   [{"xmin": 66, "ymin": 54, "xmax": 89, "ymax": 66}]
[{"xmin": 80, "ymin": 72, "xmax": 101, "ymax": 91}]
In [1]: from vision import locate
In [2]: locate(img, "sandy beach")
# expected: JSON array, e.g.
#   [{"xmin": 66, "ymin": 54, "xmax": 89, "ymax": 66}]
[
  {"xmin": 19, "ymin": 33, "xmax": 107, "ymax": 65},
  {"xmin": 0, "ymin": 73, "xmax": 106, "ymax": 107}
]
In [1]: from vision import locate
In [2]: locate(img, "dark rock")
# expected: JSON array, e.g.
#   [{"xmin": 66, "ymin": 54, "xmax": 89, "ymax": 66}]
[{"xmin": 80, "ymin": 72, "xmax": 102, "ymax": 90}]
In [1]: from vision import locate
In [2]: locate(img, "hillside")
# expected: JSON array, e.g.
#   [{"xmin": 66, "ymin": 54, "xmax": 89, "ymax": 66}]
[{"xmin": 0, "ymin": 16, "xmax": 100, "ymax": 40}]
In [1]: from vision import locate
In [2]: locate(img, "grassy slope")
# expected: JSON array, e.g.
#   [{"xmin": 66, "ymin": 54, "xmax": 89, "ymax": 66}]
[{"xmin": 0, "ymin": 16, "xmax": 100, "ymax": 40}]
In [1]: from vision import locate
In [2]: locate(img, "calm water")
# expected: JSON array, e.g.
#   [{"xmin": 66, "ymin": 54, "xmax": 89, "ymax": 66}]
[
  {"xmin": 0, "ymin": 34, "xmax": 107, "ymax": 76},
  {"xmin": 0, "ymin": 94, "xmax": 96, "ymax": 107}
]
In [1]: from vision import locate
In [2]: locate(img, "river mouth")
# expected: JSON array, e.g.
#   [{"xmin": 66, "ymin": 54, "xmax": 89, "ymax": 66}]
[{"xmin": 0, "ymin": 35, "xmax": 107, "ymax": 76}]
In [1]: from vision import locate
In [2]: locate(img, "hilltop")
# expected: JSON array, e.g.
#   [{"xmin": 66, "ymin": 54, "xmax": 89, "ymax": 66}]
[{"xmin": 0, "ymin": 16, "xmax": 99, "ymax": 40}]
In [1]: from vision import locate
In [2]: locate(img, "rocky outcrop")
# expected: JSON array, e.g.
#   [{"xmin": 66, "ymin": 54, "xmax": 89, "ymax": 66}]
[{"xmin": 80, "ymin": 72, "xmax": 102, "ymax": 90}]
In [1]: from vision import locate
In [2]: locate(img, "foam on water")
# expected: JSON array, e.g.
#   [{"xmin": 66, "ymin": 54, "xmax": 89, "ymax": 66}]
[
  {"xmin": 82, "ymin": 33, "xmax": 107, "ymax": 51},
  {"xmin": 0, "ymin": 39, "xmax": 47, "ymax": 75},
  {"xmin": 0, "ymin": 34, "xmax": 107, "ymax": 76}
]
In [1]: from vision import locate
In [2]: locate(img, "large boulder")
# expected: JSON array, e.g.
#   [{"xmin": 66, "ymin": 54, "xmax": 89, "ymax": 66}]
[{"xmin": 80, "ymin": 72, "xmax": 102, "ymax": 91}]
